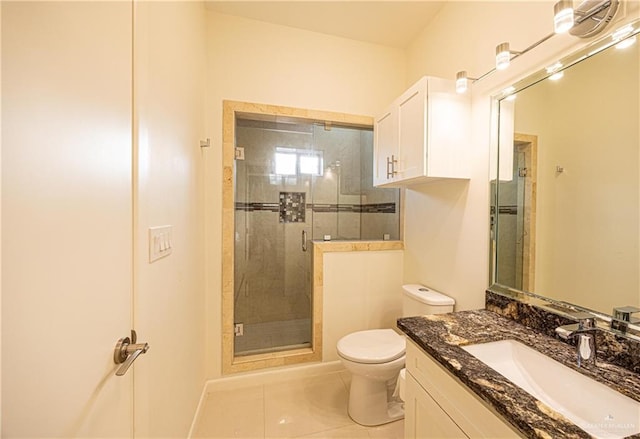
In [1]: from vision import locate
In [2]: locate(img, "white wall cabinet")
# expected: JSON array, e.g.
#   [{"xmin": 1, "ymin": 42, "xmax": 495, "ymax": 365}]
[
  {"xmin": 404, "ymin": 338, "xmax": 520, "ymax": 439},
  {"xmin": 374, "ymin": 76, "xmax": 470, "ymax": 187}
]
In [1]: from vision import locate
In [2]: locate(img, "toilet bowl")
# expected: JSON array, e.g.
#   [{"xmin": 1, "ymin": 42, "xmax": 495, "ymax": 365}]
[
  {"xmin": 337, "ymin": 284, "xmax": 454, "ymax": 426},
  {"xmin": 337, "ymin": 329, "xmax": 406, "ymax": 426}
]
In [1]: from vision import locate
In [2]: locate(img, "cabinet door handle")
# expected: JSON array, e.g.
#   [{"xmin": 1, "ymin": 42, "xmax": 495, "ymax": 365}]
[{"xmin": 387, "ymin": 155, "xmax": 398, "ymax": 179}]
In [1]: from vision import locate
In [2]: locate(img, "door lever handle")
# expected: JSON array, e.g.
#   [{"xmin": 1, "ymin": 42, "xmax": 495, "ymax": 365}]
[{"xmin": 114, "ymin": 330, "xmax": 149, "ymax": 376}]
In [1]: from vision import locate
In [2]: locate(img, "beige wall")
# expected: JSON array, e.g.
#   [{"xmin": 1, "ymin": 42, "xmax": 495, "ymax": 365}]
[
  {"xmin": 402, "ymin": 1, "xmax": 639, "ymax": 311},
  {"xmin": 133, "ymin": 2, "xmax": 206, "ymax": 436},
  {"xmin": 204, "ymin": 11, "xmax": 407, "ymax": 378}
]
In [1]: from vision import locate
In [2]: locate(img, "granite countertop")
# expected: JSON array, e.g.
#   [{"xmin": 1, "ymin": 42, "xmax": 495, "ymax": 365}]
[{"xmin": 398, "ymin": 310, "xmax": 640, "ymax": 439}]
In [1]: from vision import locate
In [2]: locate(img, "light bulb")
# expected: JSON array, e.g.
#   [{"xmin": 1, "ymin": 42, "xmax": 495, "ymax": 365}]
[
  {"xmin": 549, "ymin": 71, "xmax": 564, "ymax": 81},
  {"xmin": 496, "ymin": 43, "xmax": 511, "ymax": 70},
  {"xmin": 546, "ymin": 62, "xmax": 563, "ymax": 73},
  {"xmin": 615, "ymin": 35, "xmax": 636, "ymax": 50},
  {"xmin": 554, "ymin": 0, "xmax": 574, "ymax": 34},
  {"xmin": 612, "ymin": 24, "xmax": 634, "ymax": 41},
  {"xmin": 456, "ymin": 71, "xmax": 468, "ymax": 94}
]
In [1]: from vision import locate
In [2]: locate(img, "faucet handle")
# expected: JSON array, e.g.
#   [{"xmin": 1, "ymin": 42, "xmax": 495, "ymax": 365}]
[
  {"xmin": 613, "ymin": 306, "xmax": 640, "ymax": 322},
  {"xmin": 566, "ymin": 311, "xmax": 596, "ymax": 328},
  {"xmin": 611, "ymin": 306, "xmax": 640, "ymax": 333},
  {"xmin": 568, "ymin": 311, "xmax": 593, "ymax": 320}
]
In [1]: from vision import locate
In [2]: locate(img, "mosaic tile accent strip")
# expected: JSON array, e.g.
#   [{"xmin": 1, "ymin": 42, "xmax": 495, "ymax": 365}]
[
  {"xmin": 359, "ymin": 203, "xmax": 396, "ymax": 214},
  {"xmin": 279, "ymin": 192, "xmax": 306, "ymax": 223},
  {"xmin": 235, "ymin": 202, "xmax": 396, "ymax": 214},
  {"xmin": 235, "ymin": 202, "xmax": 279, "ymax": 212}
]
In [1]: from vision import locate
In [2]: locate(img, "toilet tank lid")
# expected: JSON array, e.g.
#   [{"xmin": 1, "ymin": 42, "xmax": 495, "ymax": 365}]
[{"xmin": 402, "ymin": 284, "xmax": 455, "ymax": 306}]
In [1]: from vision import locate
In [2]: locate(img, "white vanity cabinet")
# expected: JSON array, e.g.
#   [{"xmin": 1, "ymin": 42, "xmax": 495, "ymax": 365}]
[
  {"xmin": 374, "ymin": 76, "xmax": 470, "ymax": 187},
  {"xmin": 404, "ymin": 338, "xmax": 521, "ymax": 439}
]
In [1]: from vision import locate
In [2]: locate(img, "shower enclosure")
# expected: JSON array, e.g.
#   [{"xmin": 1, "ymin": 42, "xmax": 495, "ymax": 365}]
[
  {"xmin": 233, "ymin": 115, "xmax": 400, "ymax": 357},
  {"xmin": 492, "ymin": 136, "xmax": 536, "ymax": 292}
]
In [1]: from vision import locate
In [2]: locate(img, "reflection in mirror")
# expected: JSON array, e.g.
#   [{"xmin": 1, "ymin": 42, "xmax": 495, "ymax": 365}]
[{"xmin": 492, "ymin": 22, "xmax": 640, "ymax": 318}]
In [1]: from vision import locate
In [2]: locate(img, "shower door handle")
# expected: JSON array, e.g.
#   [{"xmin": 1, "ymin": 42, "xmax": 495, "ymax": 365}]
[{"xmin": 302, "ymin": 230, "xmax": 308, "ymax": 252}]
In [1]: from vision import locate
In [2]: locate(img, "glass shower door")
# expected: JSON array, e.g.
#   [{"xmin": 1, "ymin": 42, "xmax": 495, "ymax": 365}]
[{"xmin": 233, "ymin": 118, "xmax": 314, "ymax": 356}]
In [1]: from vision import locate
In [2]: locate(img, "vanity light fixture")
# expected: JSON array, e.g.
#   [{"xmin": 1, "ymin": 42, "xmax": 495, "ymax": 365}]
[
  {"xmin": 455, "ymin": 0, "xmax": 620, "ymax": 90},
  {"xmin": 455, "ymin": 71, "xmax": 479, "ymax": 94},
  {"xmin": 554, "ymin": 0, "xmax": 575, "ymax": 34},
  {"xmin": 570, "ymin": 0, "xmax": 619, "ymax": 38},
  {"xmin": 495, "ymin": 42, "xmax": 521, "ymax": 70}
]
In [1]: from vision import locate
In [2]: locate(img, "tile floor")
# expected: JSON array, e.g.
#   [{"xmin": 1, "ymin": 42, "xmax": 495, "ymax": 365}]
[{"xmin": 192, "ymin": 370, "xmax": 404, "ymax": 439}]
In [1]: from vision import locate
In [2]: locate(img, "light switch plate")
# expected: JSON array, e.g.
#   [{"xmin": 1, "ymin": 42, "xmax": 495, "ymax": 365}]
[{"xmin": 149, "ymin": 225, "xmax": 172, "ymax": 263}]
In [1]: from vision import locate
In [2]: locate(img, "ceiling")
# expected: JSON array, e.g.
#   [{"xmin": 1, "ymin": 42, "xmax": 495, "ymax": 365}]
[{"xmin": 205, "ymin": 1, "xmax": 446, "ymax": 48}]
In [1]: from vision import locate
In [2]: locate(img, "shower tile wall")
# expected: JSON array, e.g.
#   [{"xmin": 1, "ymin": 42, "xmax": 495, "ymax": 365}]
[
  {"xmin": 311, "ymin": 126, "xmax": 399, "ymax": 241},
  {"xmin": 311, "ymin": 125, "xmax": 361, "ymax": 240}
]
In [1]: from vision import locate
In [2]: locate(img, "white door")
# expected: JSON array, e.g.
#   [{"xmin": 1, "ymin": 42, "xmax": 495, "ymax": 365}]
[{"xmin": 2, "ymin": 2, "xmax": 134, "ymax": 437}]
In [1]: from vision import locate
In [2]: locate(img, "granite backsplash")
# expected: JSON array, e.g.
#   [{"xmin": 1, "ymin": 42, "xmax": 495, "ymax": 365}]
[{"xmin": 487, "ymin": 289, "xmax": 640, "ymax": 374}]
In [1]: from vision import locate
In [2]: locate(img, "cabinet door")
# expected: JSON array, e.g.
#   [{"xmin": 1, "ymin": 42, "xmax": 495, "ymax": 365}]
[
  {"xmin": 426, "ymin": 77, "xmax": 471, "ymax": 179},
  {"xmin": 374, "ymin": 107, "xmax": 396, "ymax": 186},
  {"xmin": 405, "ymin": 372, "xmax": 469, "ymax": 439},
  {"xmin": 397, "ymin": 78, "xmax": 427, "ymax": 182}
]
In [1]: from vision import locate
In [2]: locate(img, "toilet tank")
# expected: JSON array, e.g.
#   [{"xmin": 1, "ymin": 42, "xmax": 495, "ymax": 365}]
[{"xmin": 402, "ymin": 284, "xmax": 455, "ymax": 316}]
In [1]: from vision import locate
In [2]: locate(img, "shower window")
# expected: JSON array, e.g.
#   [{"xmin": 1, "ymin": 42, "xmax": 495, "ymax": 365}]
[{"xmin": 274, "ymin": 148, "xmax": 324, "ymax": 176}]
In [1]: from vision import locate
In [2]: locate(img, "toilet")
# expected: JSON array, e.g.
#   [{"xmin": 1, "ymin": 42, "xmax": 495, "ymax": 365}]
[{"xmin": 337, "ymin": 284, "xmax": 455, "ymax": 426}]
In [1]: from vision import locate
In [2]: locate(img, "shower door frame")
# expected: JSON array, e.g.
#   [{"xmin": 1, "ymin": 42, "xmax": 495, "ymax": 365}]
[{"xmin": 221, "ymin": 100, "xmax": 373, "ymax": 374}]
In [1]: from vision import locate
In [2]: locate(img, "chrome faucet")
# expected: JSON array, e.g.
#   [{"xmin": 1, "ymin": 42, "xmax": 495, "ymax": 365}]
[
  {"xmin": 611, "ymin": 306, "xmax": 640, "ymax": 333},
  {"xmin": 555, "ymin": 312, "xmax": 597, "ymax": 367}
]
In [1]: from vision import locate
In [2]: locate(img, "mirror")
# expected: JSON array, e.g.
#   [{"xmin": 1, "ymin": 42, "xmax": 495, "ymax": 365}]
[{"xmin": 491, "ymin": 20, "xmax": 640, "ymax": 319}]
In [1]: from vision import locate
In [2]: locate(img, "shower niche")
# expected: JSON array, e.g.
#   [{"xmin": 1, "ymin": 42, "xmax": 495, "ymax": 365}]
[{"xmin": 223, "ymin": 101, "xmax": 400, "ymax": 372}]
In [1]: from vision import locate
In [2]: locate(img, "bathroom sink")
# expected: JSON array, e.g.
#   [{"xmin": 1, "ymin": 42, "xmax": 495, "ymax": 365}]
[{"xmin": 462, "ymin": 339, "xmax": 640, "ymax": 439}]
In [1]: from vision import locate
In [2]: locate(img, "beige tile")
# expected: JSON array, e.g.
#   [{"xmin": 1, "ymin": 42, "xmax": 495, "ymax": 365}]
[
  {"xmin": 294, "ymin": 424, "xmax": 370, "ymax": 438},
  {"xmin": 338, "ymin": 370, "xmax": 351, "ymax": 389},
  {"xmin": 366, "ymin": 420, "xmax": 404, "ymax": 439},
  {"xmin": 264, "ymin": 373, "xmax": 352, "ymax": 438},
  {"xmin": 193, "ymin": 385, "xmax": 265, "ymax": 439}
]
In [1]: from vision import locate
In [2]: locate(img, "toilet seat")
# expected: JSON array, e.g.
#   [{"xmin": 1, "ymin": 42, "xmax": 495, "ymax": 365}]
[{"xmin": 337, "ymin": 329, "xmax": 405, "ymax": 364}]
